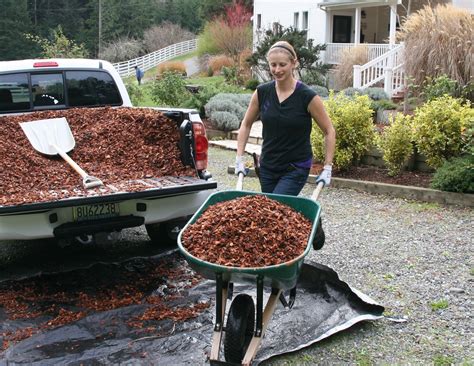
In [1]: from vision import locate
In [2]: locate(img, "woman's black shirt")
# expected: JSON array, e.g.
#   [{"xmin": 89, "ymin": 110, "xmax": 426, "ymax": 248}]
[{"xmin": 257, "ymin": 80, "xmax": 317, "ymax": 171}]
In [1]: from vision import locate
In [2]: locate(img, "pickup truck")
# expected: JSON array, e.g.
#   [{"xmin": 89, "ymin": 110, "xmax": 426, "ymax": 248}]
[{"xmin": 0, "ymin": 58, "xmax": 217, "ymax": 245}]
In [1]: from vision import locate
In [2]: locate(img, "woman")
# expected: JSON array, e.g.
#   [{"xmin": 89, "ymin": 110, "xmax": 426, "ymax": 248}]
[{"xmin": 235, "ymin": 40, "xmax": 335, "ymax": 195}]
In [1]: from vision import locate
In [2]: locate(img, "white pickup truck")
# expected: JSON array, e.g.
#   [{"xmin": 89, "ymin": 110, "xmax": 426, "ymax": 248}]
[{"xmin": 0, "ymin": 58, "xmax": 217, "ymax": 245}]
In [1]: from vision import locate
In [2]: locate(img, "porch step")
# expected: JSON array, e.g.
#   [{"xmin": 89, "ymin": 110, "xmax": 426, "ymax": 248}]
[{"xmin": 391, "ymin": 90, "xmax": 405, "ymax": 103}]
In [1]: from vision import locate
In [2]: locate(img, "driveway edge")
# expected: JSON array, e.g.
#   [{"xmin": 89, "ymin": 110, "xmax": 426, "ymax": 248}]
[{"xmin": 227, "ymin": 166, "xmax": 474, "ymax": 208}]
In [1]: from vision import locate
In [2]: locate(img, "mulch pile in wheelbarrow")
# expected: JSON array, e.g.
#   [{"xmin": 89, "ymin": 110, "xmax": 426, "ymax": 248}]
[
  {"xmin": 0, "ymin": 107, "xmax": 196, "ymax": 206},
  {"xmin": 181, "ymin": 195, "xmax": 312, "ymax": 267}
]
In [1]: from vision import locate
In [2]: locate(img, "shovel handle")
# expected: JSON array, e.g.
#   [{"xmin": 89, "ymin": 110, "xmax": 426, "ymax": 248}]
[
  {"xmin": 311, "ymin": 182, "xmax": 325, "ymax": 201},
  {"xmin": 236, "ymin": 172, "xmax": 244, "ymax": 191},
  {"xmin": 52, "ymin": 143, "xmax": 88, "ymax": 178}
]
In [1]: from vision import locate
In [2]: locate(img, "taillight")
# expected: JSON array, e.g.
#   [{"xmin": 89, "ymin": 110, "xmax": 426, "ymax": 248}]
[
  {"xmin": 192, "ymin": 121, "xmax": 208, "ymax": 170},
  {"xmin": 33, "ymin": 61, "xmax": 59, "ymax": 68}
]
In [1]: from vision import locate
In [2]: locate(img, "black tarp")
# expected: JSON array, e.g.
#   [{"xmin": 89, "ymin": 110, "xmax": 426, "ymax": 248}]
[{"xmin": 0, "ymin": 251, "xmax": 383, "ymax": 365}]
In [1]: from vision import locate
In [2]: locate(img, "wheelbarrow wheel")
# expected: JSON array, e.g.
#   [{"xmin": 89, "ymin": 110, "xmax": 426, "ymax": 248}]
[{"xmin": 224, "ymin": 294, "xmax": 255, "ymax": 363}]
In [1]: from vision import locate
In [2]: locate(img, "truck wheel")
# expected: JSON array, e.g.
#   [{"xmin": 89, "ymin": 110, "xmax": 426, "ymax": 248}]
[
  {"xmin": 145, "ymin": 223, "xmax": 176, "ymax": 247},
  {"xmin": 146, "ymin": 223, "xmax": 167, "ymax": 245},
  {"xmin": 224, "ymin": 294, "xmax": 255, "ymax": 364}
]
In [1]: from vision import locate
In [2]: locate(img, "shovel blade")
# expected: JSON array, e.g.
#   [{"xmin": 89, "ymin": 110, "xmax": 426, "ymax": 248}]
[{"xmin": 20, "ymin": 117, "xmax": 75, "ymax": 155}]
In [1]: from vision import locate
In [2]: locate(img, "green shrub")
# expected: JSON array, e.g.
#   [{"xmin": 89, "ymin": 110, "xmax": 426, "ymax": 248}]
[
  {"xmin": 364, "ymin": 87, "xmax": 390, "ymax": 101},
  {"xmin": 151, "ymin": 71, "xmax": 191, "ymax": 107},
  {"xmin": 204, "ymin": 93, "xmax": 251, "ymax": 130},
  {"xmin": 206, "ymin": 99, "xmax": 246, "ymax": 120},
  {"xmin": 376, "ymin": 114, "xmax": 414, "ymax": 176},
  {"xmin": 311, "ymin": 91, "xmax": 375, "ymax": 169},
  {"xmin": 210, "ymin": 111, "xmax": 240, "ymax": 131},
  {"xmin": 422, "ymin": 75, "xmax": 459, "ymax": 101},
  {"xmin": 431, "ymin": 155, "xmax": 474, "ymax": 192},
  {"xmin": 245, "ymin": 78, "xmax": 260, "ymax": 90},
  {"xmin": 197, "ymin": 23, "xmax": 220, "ymax": 56},
  {"xmin": 222, "ymin": 65, "xmax": 240, "ymax": 85},
  {"xmin": 125, "ymin": 82, "xmax": 145, "ymax": 105},
  {"xmin": 371, "ymin": 99, "xmax": 398, "ymax": 112},
  {"xmin": 412, "ymin": 96, "xmax": 474, "ymax": 168},
  {"xmin": 182, "ymin": 83, "xmax": 245, "ymax": 116},
  {"xmin": 309, "ymin": 85, "xmax": 329, "ymax": 98},
  {"xmin": 341, "ymin": 87, "xmax": 364, "ymax": 97}
]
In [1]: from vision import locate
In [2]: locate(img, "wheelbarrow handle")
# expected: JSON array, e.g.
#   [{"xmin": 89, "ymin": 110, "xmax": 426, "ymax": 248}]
[
  {"xmin": 236, "ymin": 171, "xmax": 244, "ymax": 191},
  {"xmin": 311, "ymin": 182, "xmax": 325, "ymax": 201}
]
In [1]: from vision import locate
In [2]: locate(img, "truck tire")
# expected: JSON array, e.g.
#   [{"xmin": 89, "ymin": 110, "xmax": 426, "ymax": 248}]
[
  {"xmin": 224, "ymin": 294, "xmax": 255, "ymax": 363},
  {"xmin": 145, "ymin": 223, "xmax": 171, "ymax": 246}
]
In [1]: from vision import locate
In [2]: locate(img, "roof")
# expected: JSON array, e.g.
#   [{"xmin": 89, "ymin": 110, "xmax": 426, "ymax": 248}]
[{"xmin": 317, "ymin": 0, "xmax": 401, "ymax": 10}]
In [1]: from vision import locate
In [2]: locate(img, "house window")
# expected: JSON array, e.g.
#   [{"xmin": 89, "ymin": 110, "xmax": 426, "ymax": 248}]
[
  {"xmin": 294, "ymin": 12, "xmax": 299, "ymax": 29},
  {"xmin": 333, "ymin": 15, "xmax": 352, "ymax": 43},
  {"xmin": 302, "ymin": 11, "xmax": 309, "ymax": 30},
  {"xmin": 257, "ymin": 14, "xmax": 261, "ymax": 29}
]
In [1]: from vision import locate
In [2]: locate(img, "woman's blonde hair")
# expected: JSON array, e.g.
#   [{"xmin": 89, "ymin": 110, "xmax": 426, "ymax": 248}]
[{"xmin": 266, "ymin": 41, "xmax": 297, "ymax": 62}]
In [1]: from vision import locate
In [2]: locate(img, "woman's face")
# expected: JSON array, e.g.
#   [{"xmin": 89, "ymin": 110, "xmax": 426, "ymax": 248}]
[{"xmin": 267, "ymin": 51, "xmax": 295, "ymax": 82}]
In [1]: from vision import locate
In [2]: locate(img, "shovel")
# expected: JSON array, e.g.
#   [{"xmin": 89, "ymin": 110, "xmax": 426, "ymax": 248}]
[{"xmin": 20, "ymin": 117, "xmax": 103, "ymax": 189}]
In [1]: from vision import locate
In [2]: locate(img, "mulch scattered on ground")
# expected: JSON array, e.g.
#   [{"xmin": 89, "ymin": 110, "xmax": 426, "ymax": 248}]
[
  {"xmin": 0, "ymin": 256, "xmax": 208, "ymax": 351},
  {"xmin": 0, "ymin": 107, "xmax": 196, "ymax": 206},
  {"xmin": 182, "ymin": 195, "xmax": 312, "ymax": 267}
]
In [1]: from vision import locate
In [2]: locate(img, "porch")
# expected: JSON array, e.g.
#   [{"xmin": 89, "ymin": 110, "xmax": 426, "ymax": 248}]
[{"xmin": 317, "ymin": 0, "xmax": 405, "ymax": 96}]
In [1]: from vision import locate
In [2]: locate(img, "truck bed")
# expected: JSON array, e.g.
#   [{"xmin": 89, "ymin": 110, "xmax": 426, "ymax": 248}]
[{"xmin": 0, "ymin": 175, "xmax": 216, "ymax": 214}]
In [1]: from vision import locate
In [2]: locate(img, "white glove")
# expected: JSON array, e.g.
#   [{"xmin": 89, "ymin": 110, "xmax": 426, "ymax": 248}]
[
  {"xmin": 235, "ymin": 155, "xmax": 246, "ymax": 176},
  {"xmin": 316, "ymin": 164, "xmax": 332, "ymax": 186}
]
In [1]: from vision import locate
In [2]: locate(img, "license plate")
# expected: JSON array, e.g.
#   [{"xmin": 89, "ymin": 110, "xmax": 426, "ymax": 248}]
[{"xmin": 73, "ymin": 203, "xmax": 120, "ymax": 222}]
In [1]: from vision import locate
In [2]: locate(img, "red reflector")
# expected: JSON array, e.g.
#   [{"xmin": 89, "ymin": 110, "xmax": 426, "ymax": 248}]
[{"xmin": 33, "ymin": 61, "xmax": 59, "ymax": 68}]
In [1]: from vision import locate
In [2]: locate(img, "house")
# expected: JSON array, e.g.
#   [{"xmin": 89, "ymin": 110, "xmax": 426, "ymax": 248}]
[{"xmin": 253, "ymin": 0, "xmax": 474, "ymax": 95}]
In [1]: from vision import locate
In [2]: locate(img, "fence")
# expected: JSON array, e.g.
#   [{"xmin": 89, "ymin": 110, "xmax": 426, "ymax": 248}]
[
  {"xmin": 323, "ymin": 43, "xmax": 391, "ymax": 65},
  {"xmin": 112, "ymin": 39, "xmax": 198, "ymax": 78}
]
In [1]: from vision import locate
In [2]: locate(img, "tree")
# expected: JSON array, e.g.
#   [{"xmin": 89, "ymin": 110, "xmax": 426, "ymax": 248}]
[
  {"xmin": 25, "ymin": 25, "xmax": 88, "ymax": 58},
  {"xmin": 0, "ymin": 0, "xmax": 35, "ymax": 60},
  {"xmin": 247, "ymin": 26, "xmax": 329, "ymax": 85},
  {"xmin": 207, "ymin": 0, "xmax": 252, "ymax": 63},
  {"xmin": 143, "ymin": 21, "xmax": 195, "ymax": 53}
]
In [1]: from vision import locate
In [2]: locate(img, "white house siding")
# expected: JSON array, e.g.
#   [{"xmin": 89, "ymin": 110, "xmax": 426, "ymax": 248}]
[
  {"xmin": 452, "ymin": 0, "xmax": 474, "ymax": 13},
  {"xmin": 253, "ymin": 0, "xmax": 397, "ymax": 46},
  {"xmin": 253, "ymin": 0, "xmax": 327, "ymax": 46}
]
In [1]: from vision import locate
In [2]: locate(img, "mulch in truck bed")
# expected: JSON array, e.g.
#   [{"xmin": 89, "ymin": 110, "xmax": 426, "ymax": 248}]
[{"xmin": 0, "ymin": 107, "xmax": 197, "ymax": 206}]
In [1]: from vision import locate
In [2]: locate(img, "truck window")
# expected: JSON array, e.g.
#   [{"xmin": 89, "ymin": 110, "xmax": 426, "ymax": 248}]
[
  {"xmin": 31, "ymin": 73, "xmax": 65, "ymax": 107},
  {"xmin": 65, "ymin": 71, "xmax": 122, "ymax": 107},
  {"xmin": 0, "ymin": 73, "xmax": 30, "ymax": 112}
]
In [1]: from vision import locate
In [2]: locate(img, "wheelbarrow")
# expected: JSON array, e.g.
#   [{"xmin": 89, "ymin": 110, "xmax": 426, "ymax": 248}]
[{"xmin": 178, "ymin": 173, "xmax": 324, "ymax": 365}]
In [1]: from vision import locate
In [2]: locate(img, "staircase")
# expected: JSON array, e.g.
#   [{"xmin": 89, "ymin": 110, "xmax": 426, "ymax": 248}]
[{"xmin": 353, "ymin": 44, "xmax": 405, "ymax": 97}]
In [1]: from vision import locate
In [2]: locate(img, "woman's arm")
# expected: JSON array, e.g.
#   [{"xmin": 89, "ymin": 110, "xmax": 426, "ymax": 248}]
[
  {"xmin": 308, "ymin": 95, "xmax": 336, "ymax": 166},
  {"xmin": 236, "ymin": 91, "xmax": 260, "ymax": 156}
]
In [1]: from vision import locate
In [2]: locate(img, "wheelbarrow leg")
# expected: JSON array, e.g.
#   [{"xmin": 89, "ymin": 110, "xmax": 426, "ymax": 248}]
[
  {"xmin": 210, "ymin": 273, "xmax": 229, "ymax": 361},
  {"xmin": 241, "ymin": 278, "xmax": 282, "ymax": 366}
]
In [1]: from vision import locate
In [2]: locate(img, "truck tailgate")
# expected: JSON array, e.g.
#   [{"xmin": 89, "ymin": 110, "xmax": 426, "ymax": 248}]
[{"xmin": 0, "ymin": 176, "xmax": 217, "ymax": 215}]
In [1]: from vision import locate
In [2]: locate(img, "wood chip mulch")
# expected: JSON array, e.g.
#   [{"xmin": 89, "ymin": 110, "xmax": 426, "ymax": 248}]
[
  {"xmin": 0, "ymin": 257, "xmax": 208, "ymax": 351},
  {"xmin": 0, "ymin": 107, "xmax": 197, "ymax": 207},
  {"xmin": 182, "ymin": 195, "xmax": 312, "ymax": 267}
]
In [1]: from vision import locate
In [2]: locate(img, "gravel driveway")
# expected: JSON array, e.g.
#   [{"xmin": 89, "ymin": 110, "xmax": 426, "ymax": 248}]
[
  {"xmin": 208, "ymin": 147, "xmax": 473, "ymax": 366},
  {"xmin": 0, "ymin": 146, "xmax": 471, "ymax": 365}
]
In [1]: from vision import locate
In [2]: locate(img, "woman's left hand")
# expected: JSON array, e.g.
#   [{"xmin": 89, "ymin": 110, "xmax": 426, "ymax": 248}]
[{"xmin": 316, "ymin": 165, "xmax": 332, "ymax": 186}]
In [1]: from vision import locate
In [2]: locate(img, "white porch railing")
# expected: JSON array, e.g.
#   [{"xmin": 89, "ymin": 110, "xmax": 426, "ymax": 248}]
[
  {"xmin": 353, "ymin": 44, "xmax": 405, "ymax": 97},
  {"xmin": 323, "ymin": 43, "xmax": 391, "ymax": 65},
  {"xmin": 112, "ymin": 39, "xmax": 198, "ymax": 78}
]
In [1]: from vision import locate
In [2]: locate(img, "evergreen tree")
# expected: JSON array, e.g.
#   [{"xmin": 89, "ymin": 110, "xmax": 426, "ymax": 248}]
[{"xmin": 0, "ymin": 0, "xmax": 35, "ymax": 60}]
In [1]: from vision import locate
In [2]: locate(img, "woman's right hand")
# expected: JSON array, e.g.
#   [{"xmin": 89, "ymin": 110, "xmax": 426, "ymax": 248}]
[{"xmin": 235, "ymin": 155, "xmax": 246, "ymax": 176}]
